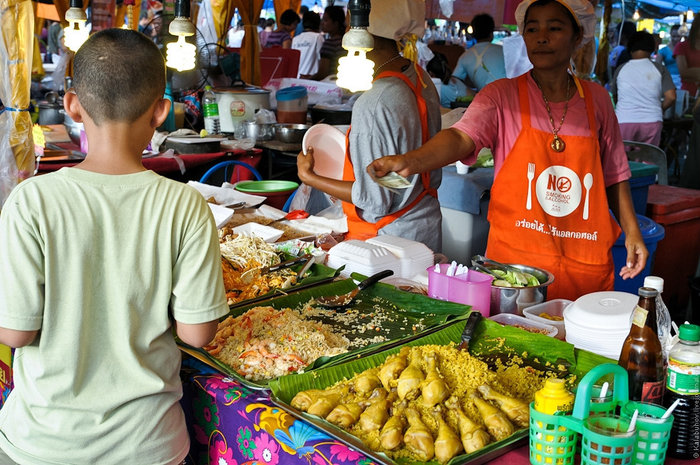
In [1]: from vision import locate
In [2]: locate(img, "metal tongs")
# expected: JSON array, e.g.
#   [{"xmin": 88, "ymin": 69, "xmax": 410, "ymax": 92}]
[
  {"xmin": 240, "ymin": 253, "xmax": 312, "ymax": 284},
  {"xmin": 471, "ymin": 254, "xmax": 522, "ymax": 275}
]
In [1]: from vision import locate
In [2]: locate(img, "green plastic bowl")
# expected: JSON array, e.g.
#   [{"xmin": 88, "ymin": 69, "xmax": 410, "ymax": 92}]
[{"xmin": 234, "ymin": 180, "xmax": 298, "ymax": 194}]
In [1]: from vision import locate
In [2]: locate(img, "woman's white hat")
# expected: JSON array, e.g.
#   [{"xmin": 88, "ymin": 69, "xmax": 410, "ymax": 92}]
[
  {"xmin": 367, "ymin": 0, "xmax": 425, "ymax": 41},
  {"xmin": 514, "ymin": 0, "xmax": 596, "ymax": 46}
]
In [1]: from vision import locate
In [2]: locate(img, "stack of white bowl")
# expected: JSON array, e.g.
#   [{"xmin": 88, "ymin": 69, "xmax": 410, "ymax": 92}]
[{"xmin": 563, "ymin": 291, "xmax": 639, "ymax": 360}]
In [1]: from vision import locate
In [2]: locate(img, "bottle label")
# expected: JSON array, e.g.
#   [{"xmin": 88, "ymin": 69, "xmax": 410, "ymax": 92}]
[
  {"xmin": 631, "ymin": 305, "xmax": 648, "ymax": 328},
  {"xmin": 667, "ymin": 358, "xmax": 700, "ymax": 394},
  {"xmin": 641, "ymin": 380, "xmax": 665, "ymax": 403},
  {"xmin": 203, "ymin": 102, "xmax": 219, "ymax": 118}
]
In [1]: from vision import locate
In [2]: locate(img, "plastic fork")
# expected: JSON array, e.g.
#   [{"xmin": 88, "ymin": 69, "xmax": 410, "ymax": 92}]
[{"xmin": 526, "ymin": 163, "xmax": 535, "ymax": 210}]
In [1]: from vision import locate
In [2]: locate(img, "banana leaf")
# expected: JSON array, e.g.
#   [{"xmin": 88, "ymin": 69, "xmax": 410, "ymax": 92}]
[
  {"xmin": 268, "ymin": 316, "xmax": 612, "ymax": 465},
  {"xmin": 178, "ymin": 275, "xmax": 472, "ymax": 390}
]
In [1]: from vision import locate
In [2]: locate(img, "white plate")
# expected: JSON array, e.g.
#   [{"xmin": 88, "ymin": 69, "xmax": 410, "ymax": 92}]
[
  {"xmin": 232, "ymin": 223, "xmax": 284, "ymax": 243},
  {"xmin": 301, "ymin": 123, "xmax": 346, "ymax": 180}
]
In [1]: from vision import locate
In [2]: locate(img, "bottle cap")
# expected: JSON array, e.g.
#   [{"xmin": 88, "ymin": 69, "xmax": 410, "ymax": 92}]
[
  {"xmin": 643, "ymin": 276, "xmax": 664, "ymax": 293},
  {"xmin": 638, "ymin": 287, "xmax": 658, "ymax": 298},
  {"xmin": 679, "ymin": 324, "xmax": 700, "ymax": 342},
  {"xmin": 544, "ymin": 378, "xmax": 566, "ymax": 389},
  {"xmin": 205, "ymin": 85, "xmax": 212, "ymax": 91}
]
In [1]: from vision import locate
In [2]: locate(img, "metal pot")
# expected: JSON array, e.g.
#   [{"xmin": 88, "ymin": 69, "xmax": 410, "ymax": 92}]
[
  {"xmin": 485, "ymin": 263, "xmax": 555, "ymax": 316},
  {"xmin": 213, "ymin": 86, "xmax": 271, "ymax": 134},
  {"xmin": 38, "ymin": 102, "xmax": 64, "ymax": 125},
  {"xmin": 309, "ymin": 106, "xmax": 352, "ymax": 125},
  {"xmin": 63, "ymin": 112, "xmax": 84, "ymax": 145}
]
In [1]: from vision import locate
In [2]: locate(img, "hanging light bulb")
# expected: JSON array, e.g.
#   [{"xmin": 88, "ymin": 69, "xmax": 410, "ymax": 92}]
[
  {"xmin": 633, "ymin": 7, "xmax": 640, "ymax": 20},
  {"xmin": 467, "ymin": 25, "xmax": 473, "ymax": 34},
  {"xmin": 680, "ymin": 13, "xmax": 689, "ymax": 36},
  {"xmin": 687, "ymin": 10, "xmax": 694, "ymax": 21},
  {"xmin": 122, "ymin": 0, "xmax": 135, "ymax": 30},
  {"xmin": 64, "ymin": 0, "xmax": 89, "ymax": 52},
  {"xmin": 336, "ymin": 0, "xmax": 375, "ymax": 93},
  {"xmin": 166, "ymin": 0, "xmax": 196, "ymax": 72}
]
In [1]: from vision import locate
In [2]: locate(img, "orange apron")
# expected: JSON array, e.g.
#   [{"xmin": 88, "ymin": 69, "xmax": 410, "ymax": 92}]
[
  {"xmin": 486, "ymin": 74, "xmax": 621, "ymax": 301},
  {"xmin": 341, "ymin": 69, "xmax": 437, "ymax": 241}
]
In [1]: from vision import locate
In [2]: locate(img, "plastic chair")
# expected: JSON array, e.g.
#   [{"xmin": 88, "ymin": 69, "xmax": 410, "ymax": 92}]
[
  {"xmin": 623, "ymin": 140, "xmax": 668, "ymax": 185},
  {"xmin": 199, "ymin": 160, "xmax": 262, "ymax": 185}
]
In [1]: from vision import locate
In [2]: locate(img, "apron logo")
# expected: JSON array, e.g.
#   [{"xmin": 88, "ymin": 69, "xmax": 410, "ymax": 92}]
[{"xmin": 534, "ymin": 165, "xmax": 583, "ymax": 218}]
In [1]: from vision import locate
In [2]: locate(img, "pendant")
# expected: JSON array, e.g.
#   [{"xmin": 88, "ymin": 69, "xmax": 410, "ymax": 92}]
[{"xmin": 551, "ymin": 136, "xmax": 565, "ymax": 152}]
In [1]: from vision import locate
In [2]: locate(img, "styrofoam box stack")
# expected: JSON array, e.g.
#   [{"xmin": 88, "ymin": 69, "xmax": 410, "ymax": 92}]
[
  {"xmin": 366, "ymin": 235, "xmax": 434, "ymax": 281},
  {"xmin": 326, "ymin": 240, "xmax": 402, "ymax": 278},
  {"xmin": 563, "ymin": 291, "xmax": 638, "ymax": 360}
]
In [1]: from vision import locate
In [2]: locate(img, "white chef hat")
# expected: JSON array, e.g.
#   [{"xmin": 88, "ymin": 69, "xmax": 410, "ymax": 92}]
[
  {"xmin": 514, "ymin": 0, "xmax": 596, "ymax": 47},
  {"xmin": 367, "ymin": 0, "xmax": 425, "ymax": 61}
]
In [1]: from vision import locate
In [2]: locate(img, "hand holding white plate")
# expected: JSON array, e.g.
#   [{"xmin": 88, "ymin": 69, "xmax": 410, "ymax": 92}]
[{"xmin": 301, "ymin": 123, "xmax": 346, "ymax": 180}]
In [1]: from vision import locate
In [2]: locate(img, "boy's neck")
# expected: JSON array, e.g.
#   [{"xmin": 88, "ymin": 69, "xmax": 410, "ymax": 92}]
[{"xmin": 75, "ymin": 121, "xmax": 149, "ymax": 175}]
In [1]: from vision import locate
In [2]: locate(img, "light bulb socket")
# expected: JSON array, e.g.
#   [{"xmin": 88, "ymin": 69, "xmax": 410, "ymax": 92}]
[
  {"xmin": 69, "ymin": 0, "xmax": 83, "ymax": 9},
  {"xmin": 169, "ymin": 16, "xmax": 195, "ymax": 37},
  {"xmin": 65, "ymin": 6, "xmax": 87, "ymax": 22},
  {"xmin": 174, "ymin": 0, "xmax": 190, "ymax": 20},
  {"xmin": 342, "ymin": 27, "xmax": 374, "ymax": 51},
  {"xmin": 348, "ymin": 0, "xmax": 371, "ymax": 29}
]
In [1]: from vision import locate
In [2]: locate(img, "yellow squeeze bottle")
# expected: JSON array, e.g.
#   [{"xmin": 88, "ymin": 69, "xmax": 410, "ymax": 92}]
[{"xmin": 534, "ymin": 379, "xmax": 574, "ymax": 464}]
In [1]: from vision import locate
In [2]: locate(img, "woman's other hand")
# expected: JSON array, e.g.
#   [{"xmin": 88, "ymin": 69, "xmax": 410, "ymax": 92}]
[
  {"xmin": 619, "ymin": 231, "xmax": 649, "ymax": 280},
  {"xmin": 368, "ymin": 154, "xmax": 410, "ymax": 178},
  {"xmin": 297, "ymin": 147, "xmax": 316, "ymax": 183}
]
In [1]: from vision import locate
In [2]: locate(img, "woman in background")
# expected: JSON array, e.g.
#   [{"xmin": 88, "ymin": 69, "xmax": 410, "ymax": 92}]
[{"xmin": 308, "ymin": 6, "xmax": 346, "ymax": 81}]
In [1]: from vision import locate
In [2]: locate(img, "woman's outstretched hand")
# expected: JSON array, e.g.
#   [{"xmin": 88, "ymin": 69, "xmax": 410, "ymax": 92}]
[{"xmin": 367, "ymin": 154, "xmax": 410, "ymax": 178}]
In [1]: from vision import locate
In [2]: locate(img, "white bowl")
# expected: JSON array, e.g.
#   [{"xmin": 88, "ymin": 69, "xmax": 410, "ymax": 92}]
[
  {"xmin": 564, "ymin": 291, "xmax": 637, "ymax": 331},
  {"xmin": 489, "ymin": 313, "xmax": 558, "ymax": 338},
  {"xmin": 523, "ymin": 299, "xmax": 571, "ymax": 340}
]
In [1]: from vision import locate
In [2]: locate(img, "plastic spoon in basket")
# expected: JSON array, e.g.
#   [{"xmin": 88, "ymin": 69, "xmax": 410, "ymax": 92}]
[
  {"xmin": 662, "ymin": 398, "xmax": 681, "ymax": 419},
  {"xmin": 627, "ymin": 409, "xmax": 639, "ymax": 433},
  {"xmin": 599, "ymin": 382, "xmax": 609, "ymax": 400}
]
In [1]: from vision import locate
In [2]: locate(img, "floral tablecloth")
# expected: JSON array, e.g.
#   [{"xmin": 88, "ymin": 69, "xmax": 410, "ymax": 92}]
[{"xmin": 185, "ymin": 372, "xmax": 378, "ymax": 465}]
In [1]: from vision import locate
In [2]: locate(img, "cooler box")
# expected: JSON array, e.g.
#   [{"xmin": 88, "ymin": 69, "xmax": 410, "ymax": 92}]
[
  {"xmin": 0, "ymin": 344, "xmax": 12, "ymax": 410},
  {"xmin": 646, "ymin": 184, "xmax": 700, "ymax": 321},
  {"xmin": 612, "ymin": 214, "xmax": 665, "ymax": 294},
  {"xmin": 438, "ymin": 166, "xmax": 492, "ymax": 263},
  {"xmin": 628, "ymin": 161, "xmax": 659, "ymax": 215}
]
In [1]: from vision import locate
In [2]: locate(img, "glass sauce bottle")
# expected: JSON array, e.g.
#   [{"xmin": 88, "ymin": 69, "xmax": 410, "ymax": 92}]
[{"xmin": 618, "ymin": 287, "xmax": 665, "ymax": 404}]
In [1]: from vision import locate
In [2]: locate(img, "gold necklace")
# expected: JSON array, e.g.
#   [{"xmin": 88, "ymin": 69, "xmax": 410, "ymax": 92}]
[
  {"xmin": 533, "ymin": 74, "xmax": 571, "ymax": 153},
  {"xmin": 374, "ymin": 54, "xmax": 402, "ymax": 76}
]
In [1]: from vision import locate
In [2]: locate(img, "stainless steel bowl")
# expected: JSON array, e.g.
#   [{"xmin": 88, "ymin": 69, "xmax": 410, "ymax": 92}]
[
  {"xmin": 484, "ymin": 263, "xmax": 555, "ymax": 316},
  {"xmin": 63, "ymin": 112, "xmax": 84, "ymax": 145},
  {"xmin": 274, "ymin": 123, "xmax": 310, "ymax": 144},
  {"xmin": 243, "ymin": 121, "xmax": 275, "ymax": 141}
]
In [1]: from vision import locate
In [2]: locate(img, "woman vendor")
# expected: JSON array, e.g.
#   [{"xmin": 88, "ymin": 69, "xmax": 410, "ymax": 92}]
[
  {"xmin": 297, "ymin": 0, "xmax": 443, "ymax": 252},
  {"xmin": 368, "ymin": 0, "xmax": 648, "ymax": 301}
]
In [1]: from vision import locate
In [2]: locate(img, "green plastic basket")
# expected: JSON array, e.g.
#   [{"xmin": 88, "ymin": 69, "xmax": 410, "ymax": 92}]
[
  {"xmin": 529, "ymin": 405, "xmax": 578, "ymax": 465},
  {"xmin": 581, "ymin": 415, "xmax": 636, "ymax": 465},
  {"xmin": 529, "ymin": 364, "xmax": 632, "ymax": 465},
  {"xmin": 620, "ymin": 401, "xmax": 673, "ymax": 465}
]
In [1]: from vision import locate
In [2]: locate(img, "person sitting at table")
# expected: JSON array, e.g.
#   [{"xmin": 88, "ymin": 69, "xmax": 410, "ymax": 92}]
[
  {"xmin": 307, "ymin": 6, "xmax": 346, "ymax": 81},
  {"xmin": 612, "ymin": 30, "xmax": 676, "ymax": 147},
  {"xmin": 674, "ymin": 18, "xmax": 700, "ymax": 98},
  {"xmin": 293, "ymin": 11, "xmax": 324, "ymax": 79},
  {"xmin": 427, "ymin": 51, "xmax": 475, "ymax": 108},
  {"xmin": 368, "ymin": 0, "xmax": 647, "ymax": 301},
  {"xmin": 263, "ymin": 9, "xmax": 300, "ymax": 49},
  {"xmin": 0, "ymin": 28, "xmax": 228, "ymax": 465},
  {"xmin": 452, "ymin": 13, "xmax": 507, "ymax": 91},
  {"xmin": 297, "ymin": 0, "xmax": 443, "ymax": 252}
]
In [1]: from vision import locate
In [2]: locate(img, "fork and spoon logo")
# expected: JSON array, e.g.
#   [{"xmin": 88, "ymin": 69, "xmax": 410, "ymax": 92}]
[{"xmin": 526, "ymin": 163, "xmax": 593, "ymax": 219}]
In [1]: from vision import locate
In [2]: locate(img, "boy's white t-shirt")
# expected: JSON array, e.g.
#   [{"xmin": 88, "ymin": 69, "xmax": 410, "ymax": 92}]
[
  {"xmin": 613, "ymin": 58, "xmax": 674, "ymax": 124},
  {"xmin": 0, "ymin": 168, "xmax": 229, "ymax": 465},
  {"xmin": 292, "ymin": 31, "xmax": 325, "ymax": 77}
]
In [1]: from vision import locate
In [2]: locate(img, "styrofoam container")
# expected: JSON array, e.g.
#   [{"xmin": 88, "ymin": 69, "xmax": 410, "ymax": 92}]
[
  {"xmin": 232, "ymin": 222, "xmax": 284, "ymax": 242},
  {"xmin": 366, "ymin": 235, "xmax": 434, "ymax": 280},
  {"xmin": 522, "ymin": 299, "xmax": 572, "ymax": 340},
  {"xmin": 489, "ymin": 313, "xmax": 558, "ymax": 338},
  {"xmin": 326, "ymin": 240, "xmax": 401, "ymax": 278}
]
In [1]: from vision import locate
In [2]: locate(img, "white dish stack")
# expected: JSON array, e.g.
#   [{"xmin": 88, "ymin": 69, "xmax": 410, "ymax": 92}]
[
  {"xmin": 326, "ymin": 236, "xmax": 433, "ymax": 281},
  {"xmin": 563, "ymin": 291, "xmax": 638, "ymax": 360}
]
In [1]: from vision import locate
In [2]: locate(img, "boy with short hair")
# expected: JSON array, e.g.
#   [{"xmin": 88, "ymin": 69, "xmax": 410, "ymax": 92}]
[{"xmin": 0, "ymin": 29, "xmax": 228, "ymax": 464}]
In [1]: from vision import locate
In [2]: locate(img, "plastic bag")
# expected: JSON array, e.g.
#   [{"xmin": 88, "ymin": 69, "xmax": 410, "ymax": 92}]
[{"xmin": 656, "ymin": 295, "xmax": 674, "ymax": 363}]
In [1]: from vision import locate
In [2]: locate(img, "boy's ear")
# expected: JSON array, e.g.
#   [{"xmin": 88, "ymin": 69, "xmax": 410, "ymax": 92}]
[
  {"xmin": 151, "ymin": 98, "xmax": 171, "ymax": 128},
  {"xmin": 63, "ymin": 91, "xmax": 84, "ymax": 123}
]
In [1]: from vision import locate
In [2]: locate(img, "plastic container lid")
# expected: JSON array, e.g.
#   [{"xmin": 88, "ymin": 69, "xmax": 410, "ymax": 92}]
[
  {"xmin": 235, "ymin": 180, "xmax": 298, "ymax": 193},
  {"xmin": 326, "ymin": 240, "xmax": 401, "ymax": 277},
  {"xmin": 679, "ymin": 323, "xmax": 700, "ymax": 341},
  {"xmin": 628, "ymin": 161, "xmax": 659, "ymax": 178},
  {"xmin": 276, "ymin": 86, "xmax": 308, "ymax": 101},
  {"xmin": 564, "ymin": 291, "xmax": 638, "ymax": 330},
  {"xmin": 614, "ymin": 214, "xmax": 665, "ymax": 246},
  {"xmin": 647, "ymin": 184, "xmax": 700, "ymax": 215},
  {"xmin": 366, "ymin": 235, "xmax": 434, "ymax": 258}
]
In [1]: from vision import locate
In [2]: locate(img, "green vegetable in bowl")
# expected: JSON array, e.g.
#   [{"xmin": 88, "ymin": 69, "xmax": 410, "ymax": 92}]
[{"xmin": 490, "ymin": 268, "xmax": 541, "ymax": 288}]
